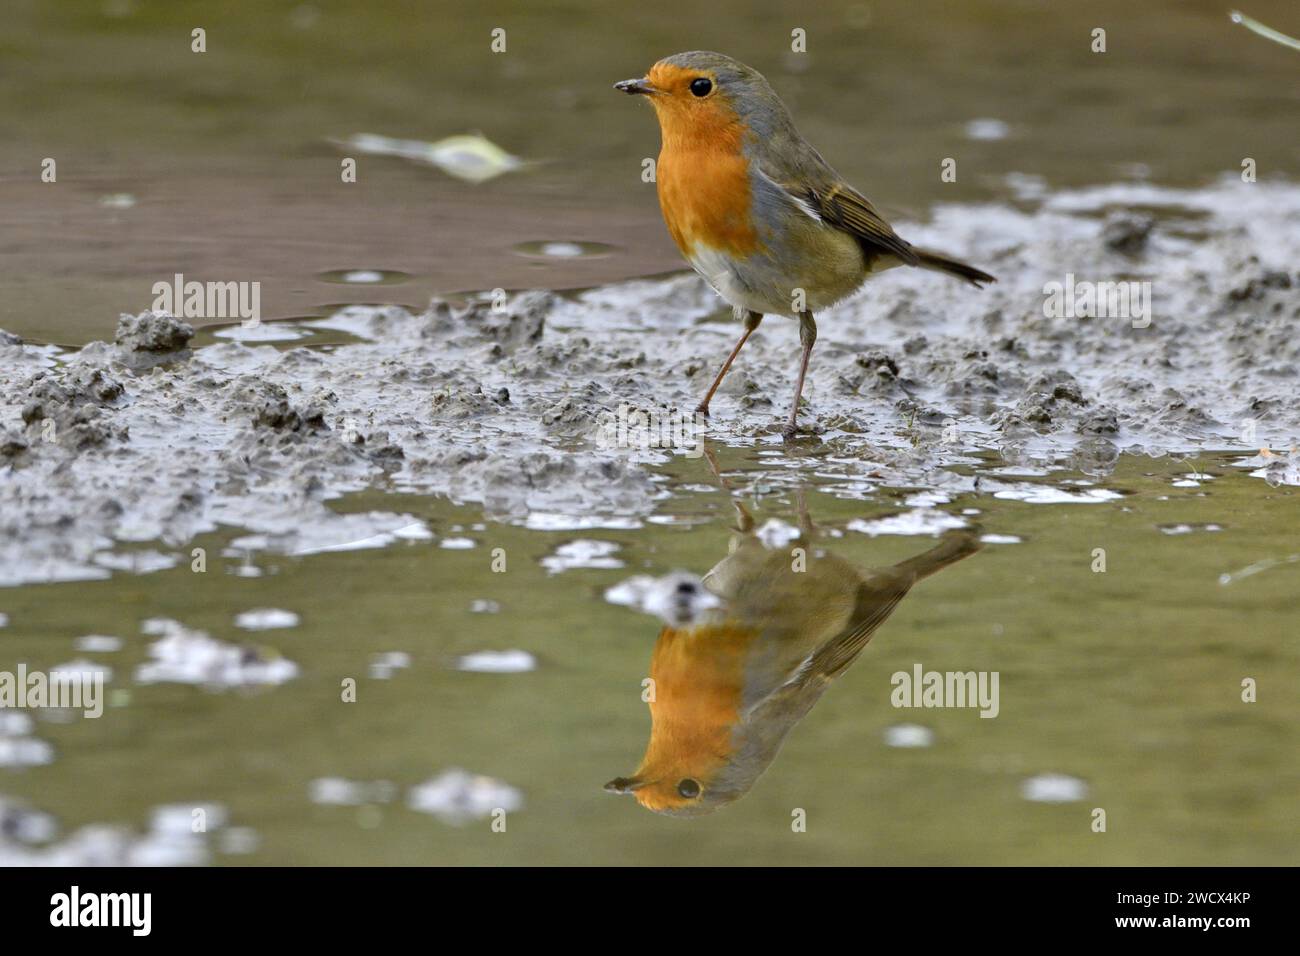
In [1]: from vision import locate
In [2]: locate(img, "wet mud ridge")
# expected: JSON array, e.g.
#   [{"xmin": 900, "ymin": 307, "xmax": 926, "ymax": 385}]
[{"xmin": 1, "ymin": 179, "xmax": 1298, "ymax": 586}]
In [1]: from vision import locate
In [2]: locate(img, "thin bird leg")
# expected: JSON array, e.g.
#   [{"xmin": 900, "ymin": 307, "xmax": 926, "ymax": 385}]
[
  {"xmin": 733, "ymin": 499, "xmax": 755, "ymax": 534},
  {"xmin": 704, "ymin": 439, "xmax": 754, "ymax": 532},
  {"xmin": 696, "ymin": 311, "xmax": 762, "ymax": 416},
  {"xmin": 783, "ymin": 311, "xmax": 817, "ymax": 439},
  {"xmin": 795, "ymin": 485, "xmax": 815, "ymax": 536},
  {"xmin": 702, "ymin": 442, "xmax": 732, "ymax": 491}
]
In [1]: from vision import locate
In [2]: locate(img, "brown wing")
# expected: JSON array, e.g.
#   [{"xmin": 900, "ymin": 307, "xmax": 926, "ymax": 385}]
[
  {"xmin": 757, "ymin": 127, "xmax": 920, "ymax": 266},
  {"xmin": 804, "ymin": 182, "xmax": 920, "ymax": 266}
]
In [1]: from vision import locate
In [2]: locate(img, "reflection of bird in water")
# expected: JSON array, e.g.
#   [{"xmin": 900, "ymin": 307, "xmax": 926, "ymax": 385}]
[{"xmin": 605, "ymin": 491, "xmax": 980, "ymax": 817}]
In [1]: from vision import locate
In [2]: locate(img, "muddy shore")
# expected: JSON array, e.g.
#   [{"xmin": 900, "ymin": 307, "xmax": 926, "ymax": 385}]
[{"xmin": 2, "ymin": 178, "xmax": 1298, "ymax": 588}]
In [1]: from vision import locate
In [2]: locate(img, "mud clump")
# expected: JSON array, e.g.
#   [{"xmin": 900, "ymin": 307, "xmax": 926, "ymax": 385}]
[
  {"xmin": 430, "ymin": 383, "xmax": 508, "ymax": 419},
  {"xmin": 22, "ymin": 369, "xmax": 123, "ymax": 421},
  {"xmin": 423, "ymin": 291, "xmax": 552, "ymax": 352},
  {"xmin": 540, "ymin": 396, "xmax": 594, "ymax": 435},
  {"xmin": 1078, "ymin": 407, "xmax": 1120, "ymax": 435},
  {"xmin": 855, "ymin": 350, "xmax": 900, "ymax": 380},
  {"xmin": 244, "ymin": 382, "xmax": 328, "ymax": 433},
  {"xmin": 1102, "ymin": 212, "xmax": 1155, "ymax": 255},
  {"xmin": 1225, "ymin": 269, "xmax": 1294, "ymax": 304},
  {"xmin": 20, "ymin": 368, "xmax": 128, "ymax": 450},
  {"xmin": 0, "ymin": 430, "xmax": 28, "ymax": 460},
  {"xmin": 115, "ymin": 310, "xmax": 195, "ymax": 353}
]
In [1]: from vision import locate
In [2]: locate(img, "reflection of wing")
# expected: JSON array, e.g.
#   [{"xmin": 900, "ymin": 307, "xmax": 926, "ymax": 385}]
[
  {"xmin": 744, "ymin": 581, "xmax": 904, "ymax": 726},
  {"xmin": 799, "ymin": 584, "xmax": 909, "ymax": 683},
  {"xmin": 746, "ymin": 530, "xmax": 982, "ymax": 719}
]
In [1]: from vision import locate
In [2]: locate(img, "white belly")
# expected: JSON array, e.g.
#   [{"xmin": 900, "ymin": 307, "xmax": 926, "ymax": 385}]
[
  {"xmin": 687, "ymin": 245, "xmax": 772, "ymax": 316},
  {"xmin": 686, "ymin": 231, "xmax": 870, "ymax": 318}
]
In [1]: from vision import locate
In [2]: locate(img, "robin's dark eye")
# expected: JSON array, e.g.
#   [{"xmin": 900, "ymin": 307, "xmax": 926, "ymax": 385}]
[
  {"xmin": 677, "ymin": 778, "xmax": 702, "ymax": 798},
  {"xmin": 689, "ymin": 78, "xmax": 712, "ymax": 97}
]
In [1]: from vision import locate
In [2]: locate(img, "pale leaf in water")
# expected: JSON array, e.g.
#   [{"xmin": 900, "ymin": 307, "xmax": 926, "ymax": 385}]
[
  {"xmin": 335, "ymin": 132, "xmax": 524, "ymax": 183},
  {"xmin": 1230, "ymin": 10, "xmax": 1300, "ymax": 52}
]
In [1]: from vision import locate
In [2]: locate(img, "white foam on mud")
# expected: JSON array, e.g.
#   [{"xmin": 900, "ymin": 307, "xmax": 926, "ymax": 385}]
[
  {"xmin": 454, "ymin": 649, "xmax": 537, "ymax": 673},
  {"xmin": 884, "ymin": 724, "xmax": 935, "ymax": 748},
  {"xmin": 1021, "ymin": 773, "xmax": 1089, "ymax": 803},
  {"xmin": 992, "ymin": 485, "xmax": 1123, "ymax": 505},
  {"xmin": 0, "ymin": 712, "xmax": 35, "ymax": 736},
  {"xmin": 214, "ymin": 323, "xmax": 310, "ymax": 342},
  {"xmin": 406, "ymin": 768, "xmax": 523, "ymax": 825},
  {"xmin": 524, "ymin": 514, "xmax": 643, "ymax": 531},
  {"xmin": 234, "ymin": 608, "xmax": 300, "ymax": 630},
  {"xmin": 754, "ymin": 518, "xmax": 801, "ymax": 548},
  {"xmin": 540, "ymin": 539, "xmax": 622, "ymax": 574},
  {"xmin": 91, "ymin": 550, "xmax": 177, "ymax": 574},
  {"xmin": 1159, "ymin": 523, "xmax": 1222, "ymax": 535},
  {"xmin": 847, "ymin": 509, "xmax": 968, "ymax": 537},
  {"xmin": 369, "ymin": 651, "xmax": 410, "ymax": 679},
  {"xmin": 0, "ymin": 737, "xmax": 55, "ymax": 768},
  {"xmin": 302, "ymin": 308, "xmax": 388, "ymax": 338},
  {"xmin": 74, "ymin": 634, "xmax": 123, "ymax": 652},
  {"xmin": 980, "ymin": 533, "xmax": 1022, "ymax": 544},
  {"xmin": 309, "ymin": 777, "xmax": 397, "ymax": 806},
  {"xmin": 0, "ymin": 799, "xmax": 232, "ymax": 866},
  {"xmin": 134, "ymin": 618, "xmax": 298, "ymax": 688},
  {"xmin": 272, "ymin": 516, "xmax": 431, "ymax": 556}
]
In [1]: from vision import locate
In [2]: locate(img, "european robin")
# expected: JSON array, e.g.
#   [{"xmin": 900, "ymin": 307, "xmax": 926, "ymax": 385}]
[
  {"xmin": 605, "ymin": 492, "xmax": 981, "ymax": 817},
  {"xmin": 615, "ymin": 52, "xmax": 995, "ymax": 439}
]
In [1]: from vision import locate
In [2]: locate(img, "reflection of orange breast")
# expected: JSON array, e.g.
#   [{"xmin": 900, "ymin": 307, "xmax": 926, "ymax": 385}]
[
  {"xmin": 656, "ymin": 130, "xmax": 761, "ymax": 259},
  {"xmin": 639, "ymin": 624, "xmax": 759, "ymax": 778}
]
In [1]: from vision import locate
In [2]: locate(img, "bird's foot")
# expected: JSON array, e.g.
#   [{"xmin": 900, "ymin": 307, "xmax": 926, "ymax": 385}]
[
  {"xmin": 695, "ymin": 403, "xmax": 711, "ymax": 419},
  {"xmin": 781, "ymin": 420, "xmax": 821, "ymax": 444}
]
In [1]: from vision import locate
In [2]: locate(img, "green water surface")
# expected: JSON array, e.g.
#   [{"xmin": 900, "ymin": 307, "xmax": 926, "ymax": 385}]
[{"xmin": 1, "ymin": 449, "xmax": 1295, "ymax": 865}]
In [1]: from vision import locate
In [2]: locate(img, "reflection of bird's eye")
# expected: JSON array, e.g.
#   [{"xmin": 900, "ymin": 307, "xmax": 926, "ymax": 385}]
[
  {"xmin": 677, "ymin": 778, "xmax": 702, "ymax": 798},
  {"xmin": 689, "ymin": 78, "xmax": 713, "ymax": 97}
]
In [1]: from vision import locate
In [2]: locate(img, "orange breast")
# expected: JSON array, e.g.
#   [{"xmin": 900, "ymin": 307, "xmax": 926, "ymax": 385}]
[
  {"xmin": 653, "ymin": 103, "xmax": 761, "ymax": 258},
  {"xmin": 636, "ymin": 624, "xmax": 758, "ymax": 779}
]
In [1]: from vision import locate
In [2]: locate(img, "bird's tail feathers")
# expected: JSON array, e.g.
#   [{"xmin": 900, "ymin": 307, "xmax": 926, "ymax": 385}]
[
  {"xmin": 890, "ymin": 528, "xmax": 983, "ymax": 584},
  {"xmin": 914, "ymin": 248, "xmax": 996, "ymax": 288}
]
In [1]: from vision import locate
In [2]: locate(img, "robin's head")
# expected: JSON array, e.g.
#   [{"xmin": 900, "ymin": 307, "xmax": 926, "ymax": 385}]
[
  {"xmin": 602, "ymin": 623, "xmax": 762, "ymax": 818},
  {"xmin": 604, "ymin": 770, "xmax": 740, "ymax": 818},
  {"xmin": 614, "ymin": 51, "xmax": 789, "ymax": 145}
]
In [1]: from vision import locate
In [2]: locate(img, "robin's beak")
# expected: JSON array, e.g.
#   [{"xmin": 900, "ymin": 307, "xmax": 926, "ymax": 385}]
[
  {"xmin": 603, "ymin": 775, "xmax": 647, "ymax": 794},
  {"xmin": 614, "ymin": 77, "xmax": 659, "ymax": 96}
]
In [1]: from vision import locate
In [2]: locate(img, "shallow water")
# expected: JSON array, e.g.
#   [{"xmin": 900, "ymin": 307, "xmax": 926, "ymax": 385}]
[
  {"xmin": 5, "ymin": 0, "xmax": 1300, "ymax": 342},
  {"xmin": 1, "ymin": 448, "xmax": 1296, "ymax": 864}
]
